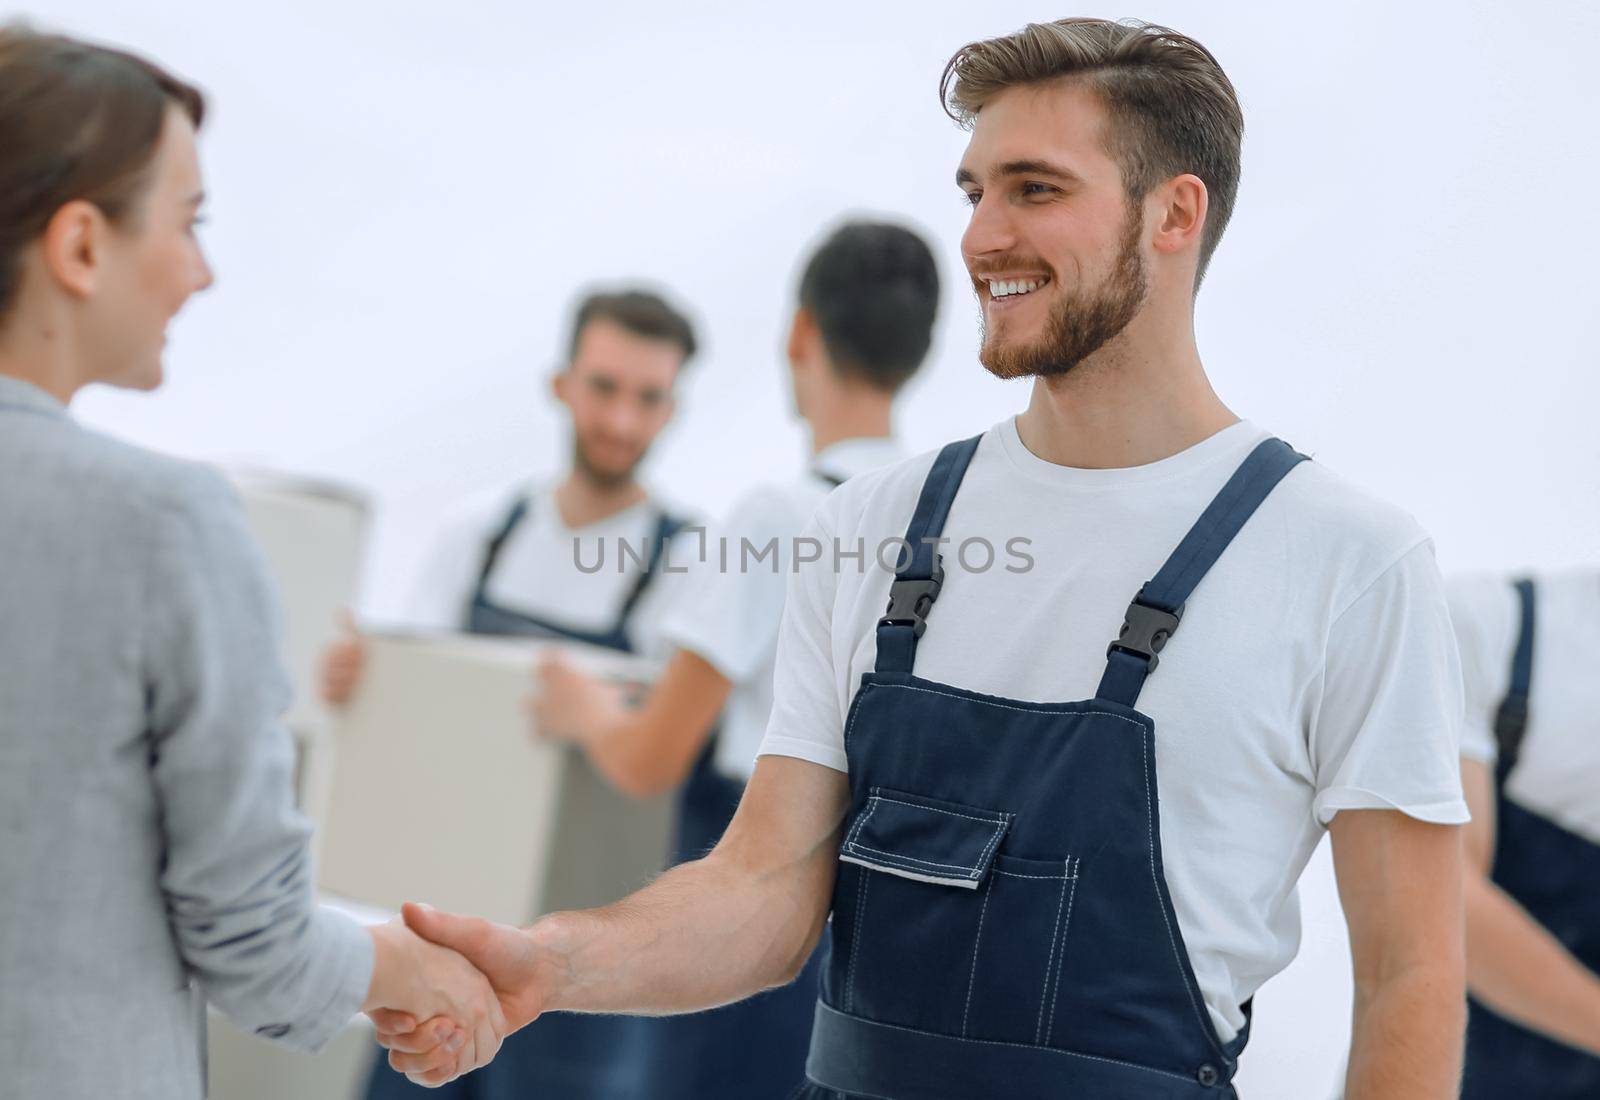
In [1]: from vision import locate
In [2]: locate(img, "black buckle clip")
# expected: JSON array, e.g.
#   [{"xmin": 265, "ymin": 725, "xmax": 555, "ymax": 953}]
[
  {"xmin": 878, "ymin": 557, "xmax": 945, "ymax": 639},
  {"xmin": 1107, "ymin": 595, "xmax": 1183, "ymax": 672}
]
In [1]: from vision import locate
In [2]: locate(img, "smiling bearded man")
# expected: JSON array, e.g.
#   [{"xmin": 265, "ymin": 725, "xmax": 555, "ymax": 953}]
[
  {"xmin": 376, "ymin": 20, "xmax": 1471, "ymax": 1100},
  {"xmin": 974, "ymin": 196, "xmax": 1147, "ymax": 380}
]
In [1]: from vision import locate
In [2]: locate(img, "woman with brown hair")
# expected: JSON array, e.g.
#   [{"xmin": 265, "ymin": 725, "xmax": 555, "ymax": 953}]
[{"xmin": 0, "ymin": 26, "xmax": 503, "ymax": 1096}]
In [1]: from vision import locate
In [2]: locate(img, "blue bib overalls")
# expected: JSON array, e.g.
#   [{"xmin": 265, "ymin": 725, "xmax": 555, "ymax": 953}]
[
  {"xmin": 464, "ymin": 495, "xmax": 686, "ymax": 651},
  {"xmin": 1462, "ymin": 580, "xmax": 1600, "ymax": 1097},
  {"xmin": 797, "ymin": 433, "xmax": 1307, "ymax": 1100}
]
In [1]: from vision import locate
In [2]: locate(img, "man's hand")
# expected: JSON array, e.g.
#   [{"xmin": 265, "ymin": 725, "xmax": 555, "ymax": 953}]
[
  {"xmin": 363, "ymin": 918, "xmax": 508, "ymax": 1087},
  {"xmin": 320, "ymin": 609, "xmax": 367, "ymax": 707},
  {"xmin": 380, "ymin": 756, "xmax": 846, "ymax": 1072},
  {"xmin": 528, "ymin": 647, "xmax": 731, "ymax": 797},
  {"xmin": 373, "ymin": 903, "xmax": 552, "ymax": 1080},
  {"xmin": 526, "ymin": 651, "xmax": 626, "ymax": 746}
]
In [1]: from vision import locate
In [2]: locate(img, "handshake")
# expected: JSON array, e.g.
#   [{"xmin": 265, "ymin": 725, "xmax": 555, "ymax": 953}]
[{"xmin": 361, "ymin": 903, "xmax": 547, "ymax": 1087}]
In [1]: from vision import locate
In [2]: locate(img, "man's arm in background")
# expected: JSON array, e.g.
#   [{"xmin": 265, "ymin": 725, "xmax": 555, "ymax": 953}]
[
  {"xmin": 1333, "ymin": 808, "xmax": 1465, "ymax": 1099},
  {"xmin": 1459, "ymin": 757, "xmax": 1600, "ymax": 1056},
  {"xmin": 534, "ymin": 647, "xmax": 731, "ymax": 797}
]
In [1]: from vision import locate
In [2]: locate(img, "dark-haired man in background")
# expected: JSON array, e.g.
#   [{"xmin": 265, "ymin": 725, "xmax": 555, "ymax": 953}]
[
  {"xmin": 531, "ymin": 220, "xmax": 940, "ymax": 1098},
  {"xmin": 323, "ymin": 288, "xmax": 701, "ymax": 696},
  {"xmin": 342, "ymin": 287, "xmax": 703, "ymax": 1099}
]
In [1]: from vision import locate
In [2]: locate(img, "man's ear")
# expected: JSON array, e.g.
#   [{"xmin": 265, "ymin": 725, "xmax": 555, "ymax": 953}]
[
  {"xmin": 787, "ymin": 307, "xmax": 817, "ymax": 371},
  {"xmin": 39, "ymin": 199, "xmax": 108, "ymax": 300},
  {"xmin": 1150, "ymin": 173, "xmax": 1208, "ymax": 261},
  {"xmin": 549, "ymin": 367, "xmax": 572, "ymax": 407}
]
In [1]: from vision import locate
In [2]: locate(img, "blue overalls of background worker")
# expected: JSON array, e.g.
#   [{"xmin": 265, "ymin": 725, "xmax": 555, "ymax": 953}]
[
  {"xmin": 528, "ymin": 220, "xmax": 942, "ymax": 1098},
  {"xmin": 1451, "ymin": 572, "xmax": 1600, "ymax": 1096}
]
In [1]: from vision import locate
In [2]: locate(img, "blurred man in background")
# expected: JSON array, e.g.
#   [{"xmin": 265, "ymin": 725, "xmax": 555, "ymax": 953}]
[
  {"xmin": 331, "ymin": 287, "xmax": 701, "ymax": 1100},
  {"xmin": 532, "ymin": 219, "xmax": 940, "ymax": 1097},
  {"xmin": 1449, "ymin": 571, "xmax": 1600, "ymax": 1096},
  {"xmin": 323, "ymin": 288, "xmax": 699, "ymax": 679}
]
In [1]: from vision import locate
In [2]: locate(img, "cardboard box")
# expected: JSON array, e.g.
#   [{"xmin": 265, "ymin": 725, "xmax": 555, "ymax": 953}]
[
  {"xmin": 315, "ymin": 631, "xmax": 675, "ymax": 925},
  {"xmin": 231, "ymin": 470, "xmax": 370, "ymax": 813}
]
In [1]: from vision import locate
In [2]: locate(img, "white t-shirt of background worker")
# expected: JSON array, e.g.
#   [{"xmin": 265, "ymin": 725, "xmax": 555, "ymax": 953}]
[
  {"xmin": 405, "ymin": 481, "xmax": 695, "ymax": 660},
  {"xmin": 1447, "ymin": 569, "xmax": 1600, "ymax": 845},
  {"xmin": 759, "ymin": 417, "xmax": 1468, "ymax": 1043},
  {"xmin": 657, "ymin": 437, "xmax": 905, "ymax": 782}
]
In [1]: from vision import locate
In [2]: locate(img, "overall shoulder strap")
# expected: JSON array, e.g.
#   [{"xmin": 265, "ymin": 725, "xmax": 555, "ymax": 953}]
[
  {"xmin": 1493, "ymin": 578, "xmax": 1536, "ymax": 786},
  {"xmin": 1096, "ymin": 437, "xmax": 1308, "ymax": 708},
  {"xmin": 614, "ymin": 509, "xmax": 690, "ymax": 628},
  {"xmin": 874, "ymin": 434, "xmax": 984, "ymax": 674},
  {"xmin": 474, "ymin": 494, "xmax": 532, "ymax": 594}
]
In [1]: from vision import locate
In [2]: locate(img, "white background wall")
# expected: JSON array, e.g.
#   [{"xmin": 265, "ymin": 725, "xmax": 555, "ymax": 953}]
[
  {"xmin": 41, "ymin": 0, "xmax": 1600, "ymax": 618},
  {"xmin": 32, "ymin": 1, "xmax": 1599, "ymax": 1094}
]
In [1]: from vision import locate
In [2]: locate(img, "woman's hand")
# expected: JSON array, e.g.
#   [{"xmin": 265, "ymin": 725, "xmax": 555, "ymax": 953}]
[
  {"xmin": 363, "ymin": 918, "xmax": 508, "ymax": 1086},
  {"xmin": 373, "ymin": 903, "xmax": 558, "ymax": 1082}
]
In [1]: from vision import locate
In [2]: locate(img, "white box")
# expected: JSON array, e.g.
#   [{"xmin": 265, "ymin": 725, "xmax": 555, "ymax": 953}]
[
  {"xmin": 315, "ymin": 632, "xmax": 675, "ymax": 926},
  {"xmin": 231, "ymin": 470, "xmax": 370, "ymax": 815}
]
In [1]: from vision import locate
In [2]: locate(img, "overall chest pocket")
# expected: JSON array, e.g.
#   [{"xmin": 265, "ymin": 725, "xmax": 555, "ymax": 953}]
[{"xmin": 835, "ymin": 787, "xmax": 1081, "ymax": 1047}]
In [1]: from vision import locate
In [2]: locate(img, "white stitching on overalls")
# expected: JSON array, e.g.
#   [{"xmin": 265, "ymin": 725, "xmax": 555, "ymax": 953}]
[
  {"xmin": 842, "ymin": 796, "xmax": 880, "ymax": 851},
  {"xmin": 842, "ymin": 794, "xmax": 1010, "ymax": 880},
  {"xmin": 867, "ymin": 792, "xmax": 1011, "ymax": 827},
  {"xmin": 960, "ymin": 872, "xmax": 994, "ymax": 1038},
  {"xmin": 991, "ymin": 868, "xmax": 1076, "ymax": 880},
  {"xmin": 1035, "ymin": 860, "xmax": 1072, "ymax": 1044},
  {"xmin": 845, "ymin": 861, "xmax": 870, "ymax": 1014},
  {"xmin": 841, "ymin": 682, "xmax": 875, "ymax": 747},
  {"xmin": 843, "ymin": 845, "xmax": 985, "ymax": 876},
  {"xmin": 974, "ymin": 813, "xmax": 1010, "ymax": 868},
  {"xmin": 1143, "ymin": 733, "xmax": 1232, "ymax": 1067},
  {"xmin": 842, "ymin": 680, "xmax": 1226, "ymax": 1065},
  {"xmin": 875, "ymin": 681, "xmax": 1149, "ymax": 734},
  {"xmin": 1045, "ymin": 857, "xmax": 1080, "ymax": 1044}
]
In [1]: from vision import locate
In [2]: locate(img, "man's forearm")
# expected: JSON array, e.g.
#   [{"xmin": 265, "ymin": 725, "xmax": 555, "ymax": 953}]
[
  {"xmin": 582, "ymin": 710, "xmax": 695, "ymax": 798},
  {"xmin": 392, "ymin": 756, "xmax": 849, "ymax": 1044},
  {"xmin": 532, "ymin": 844, "xmax": 828, "ymax": 1017},
  {"xmin": 1345, "ymin": 963, "xmax": 1464, "ymax": 1100},
  {"xmin": 547, "ymin": 650, "xmax": 729, "ymax": 798},
  {"xmin": 1466, "ymin": 873, "xmax": 1600, "ymax": 1056}
]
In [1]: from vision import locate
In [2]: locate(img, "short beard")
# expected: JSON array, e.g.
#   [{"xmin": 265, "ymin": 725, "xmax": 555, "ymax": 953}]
[
  {"xmin": 571, "ymin": 436, "xmax": 640, "ymax": 491},
  {"xmin": 978, "ymin": 204, "xmax": 1149, "ymax": 381}
]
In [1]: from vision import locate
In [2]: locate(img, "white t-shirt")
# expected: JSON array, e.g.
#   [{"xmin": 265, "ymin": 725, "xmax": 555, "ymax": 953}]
[
  {"xmin": 405, "ymin": 482, "xmax": 692, "ymax": 659},
  {"xmin": 759, "ymin": 416, "xmax": 1468, "ymax": 1042},
  {"xmin": 657, "ymin": 438, "xmax": 905, "ymax": 781},
  {"xmin": 1447, "ymin": 569, "xmax": 1600, "ymax": 844}
]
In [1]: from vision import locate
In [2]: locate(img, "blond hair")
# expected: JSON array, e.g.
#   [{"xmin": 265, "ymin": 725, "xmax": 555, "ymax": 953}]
[{"xmin": 942, "ymin": 18, "xmax": 1243, "ymax": 283}]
